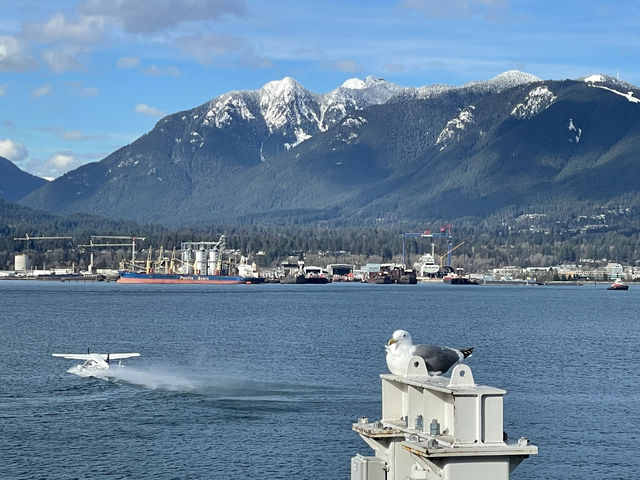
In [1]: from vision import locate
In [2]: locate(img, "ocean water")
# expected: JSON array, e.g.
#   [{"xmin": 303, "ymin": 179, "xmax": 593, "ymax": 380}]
[{"xmin": 1, "ymin": 280, "xmax": 639, "ymax": 479}]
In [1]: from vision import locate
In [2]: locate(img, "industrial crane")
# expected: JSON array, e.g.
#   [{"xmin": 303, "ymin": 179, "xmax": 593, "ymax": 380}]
[
  {"xmin": 77, "ymin": 235, "xmax": 146, "ymax": 273},
  {"xmin": 14, "ymin": 234, "xmax": 73, "ymax": 247},
  {"xmin": 436, "ymin": 241, "xmax": 465, "ymax": 269},
  {"xmin": 13, "ymin": 235, "xmax": 74, "ymax": 271}
]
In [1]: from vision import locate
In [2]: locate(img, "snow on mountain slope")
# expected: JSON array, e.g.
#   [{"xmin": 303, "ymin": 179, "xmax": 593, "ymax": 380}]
[
  {"xmin": 203, "ymin": 92, "xmax": 256, "ymax": 128},
  {"xmin": 488, "ymin": 70, "xmax": 541, "ymax": 89},
  {"xmin": 464, "ymin": 70, "xmax": 540, "ymax": 92},
  {"xmin": 180, "ymin": 71, "xmax": 616, "ymax": 159},
  {"xmin": 259, "ymin": 77, "xmax": 320, "ymax": 133},
  {"xmin": 591, "ymin": 85, "xmax": 640, "ymax": 104},
  {"xmin": 319, "ymin": 76, "xmax": 403, "ymax": 130},
  {"xmin": 436, "ymin": 106, "xmax": 476, "ymax": 150},
  {"xmin": 511, "ymin": 86, "xmax": 557, "ymax": 119}
]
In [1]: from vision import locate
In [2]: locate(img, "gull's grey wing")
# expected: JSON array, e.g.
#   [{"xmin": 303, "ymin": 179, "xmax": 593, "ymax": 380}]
[{"xmin": 412, "ymin": 344, "xmax": 462, "ymax": 374}]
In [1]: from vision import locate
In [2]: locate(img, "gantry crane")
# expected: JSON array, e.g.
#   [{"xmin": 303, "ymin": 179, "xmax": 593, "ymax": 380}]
[
  {"xmin": 401, "ymin": 226, "xmax": 454, "ymax": 267},
  {"xmin": 77, "ymin": 235, "xmax": 146, "ymax": 273},
  {"xmin": 14, "ymin": 234, "xmax": 74, "ymax": 247},
  {"xmin": 13, "ymin": 235, "xmax": 74, "ymax": 271}
]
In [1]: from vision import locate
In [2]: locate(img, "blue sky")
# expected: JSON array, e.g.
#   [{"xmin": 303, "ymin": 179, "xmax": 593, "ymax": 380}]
[{"xmin": 1, "ymin": 0, "xmax": 638, "ymax": 179}]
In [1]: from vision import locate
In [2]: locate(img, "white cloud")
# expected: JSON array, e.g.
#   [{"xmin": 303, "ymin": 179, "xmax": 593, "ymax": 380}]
[
  {"xmin": 117, "ymin": 56, "xmax": 140, "ymax": 69},
  {"xmin": 175, "ymin": 33, "xmax": 251, "ymax": 66},
  {"xmin": 134, "ymin": 103, "xmax": 166, "ymax": 117},
  {"xmin": 42, "ymin": 47, "xmax": 86, "ymax": 73},
  {"xmin": 47, "ymin": 152, "xmax": 77, "ymax": 169},
  {"xmin": 79, "ymin": 0, "xmax": 248, "ymax": 33},
  {"xmin": 0, "ymin": 138, "xmax": 28, "ymax": 163},
  {"xmin": 332, "ymin": 60, "xmax": 361, "ymax": 73},
  {"xmin": 0, "ymin": 84, "xmax": 6, "ymax": 96},
  {"xmin": 45, "ymin": 126, "xmax": 107, "ymax": 141},
  {"xmin": 31, "ymin": 84, "xmax": 52, "ymax": 99},
  {"xmin": 59, "ymin": 130, "xmax": 86, "ymax": 141},
  {"xmin": 143, "ymin": 64, "xmax": 182, "ymax": 77},
  {"xmin": 22, "ymin": 13, "xmax": 106, "ymax": 44},
  {"xmin": 0, "ymin": 36, "xmax": 38, "ymax": 72}
]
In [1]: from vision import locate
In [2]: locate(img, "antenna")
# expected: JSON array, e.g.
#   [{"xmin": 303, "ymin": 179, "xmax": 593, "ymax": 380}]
[{"xmin": 617, "ymin": 69, "xmax": 620, "ymax": 81}]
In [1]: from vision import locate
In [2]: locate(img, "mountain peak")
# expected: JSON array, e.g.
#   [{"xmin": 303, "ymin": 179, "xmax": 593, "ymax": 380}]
[
  {"xmin": 341, "ymin": 76, "xmax": 390, "ymax": 90},
  {"xmin": 462, "ymin": 70, "xmax": 540, "ymax": 93},
  {"xmin": 579, "ymin": 73, "xmax": 633, "ymax": 87},
  {"xmin": 261, "ymin": 76, "xmax": 306, "ymax": 96},
  {"xmin": 488, "ymin": 70, "xmax": 541, "ymax": 88},
  {"xmin": 341, "ymin": 78, "xmax": 366, "ymax": 89},
  {"xmin": 582, "ymin": 73, "xmax": 609, "ymax": 83}
]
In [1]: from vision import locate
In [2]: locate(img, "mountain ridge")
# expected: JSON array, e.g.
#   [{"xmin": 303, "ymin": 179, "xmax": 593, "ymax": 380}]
[
  {"xmin": 0, "ymin": 157, "xmax": 47, "ymax": 202},
  {"xmin": 19, "ymin": 71, "xmax": 640, "ymax": 226}
]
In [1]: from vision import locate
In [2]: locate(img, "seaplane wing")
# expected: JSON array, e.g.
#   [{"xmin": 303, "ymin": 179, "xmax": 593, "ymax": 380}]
[
  {"xmin": 52, "ymin": 353, "xmax": 96, "ymax": 360},
  {"xmin": 106, "ymin": 353, "xmax": 141, "ymax": 360},
  {"xmin": 52, "ymin": 353, "xmax": 140, "ymax": 360},
  {"xmin": 52, "ymin": 352, "xmax": 141, "ymax": 377}
]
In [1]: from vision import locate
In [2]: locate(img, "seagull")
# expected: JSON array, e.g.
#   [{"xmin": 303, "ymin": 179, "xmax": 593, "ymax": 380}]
[{"xmin": 385, "ymin": 329, "xmax": 473, "ymax": 376}]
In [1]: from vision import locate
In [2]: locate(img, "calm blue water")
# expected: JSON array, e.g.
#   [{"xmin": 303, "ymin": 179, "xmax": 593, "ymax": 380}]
[{"xmin": 1, "ymin": 281, "xmax": 639, "ymax": 479}]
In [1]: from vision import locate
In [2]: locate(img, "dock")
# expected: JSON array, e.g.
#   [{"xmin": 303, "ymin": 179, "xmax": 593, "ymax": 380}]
[{"xmin": 351, "ymin": 357, "xmax": 537, "ymax": 479}]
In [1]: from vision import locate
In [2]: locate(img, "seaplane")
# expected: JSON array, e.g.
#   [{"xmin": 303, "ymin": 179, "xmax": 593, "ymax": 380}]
[{"xmin": 52, "ymin": 350, "xmax": 140, "ymax": 377}]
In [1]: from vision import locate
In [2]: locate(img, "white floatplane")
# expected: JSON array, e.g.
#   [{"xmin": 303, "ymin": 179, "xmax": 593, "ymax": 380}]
[{"xmin": 52, "ymin": 351, "xmax": 140, "ymax": 377}]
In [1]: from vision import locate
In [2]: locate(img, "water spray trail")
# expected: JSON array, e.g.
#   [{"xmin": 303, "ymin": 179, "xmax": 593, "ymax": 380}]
[{"xmin": 79, "ymin": 364, "xmax": 329, "ymax": 400}]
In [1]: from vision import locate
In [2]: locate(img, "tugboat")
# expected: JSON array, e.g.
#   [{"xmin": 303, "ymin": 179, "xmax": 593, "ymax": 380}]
[
  {"xmin": 443, "ymin": 267, "xmax": 479, "ymax": 285},
  {"xmin": 281, "ymin": 253, "xmax": 330, "ymax": 284},
  {"xmin": 607, "ymin": 278, "xmax": 629, "ymax": 290}
]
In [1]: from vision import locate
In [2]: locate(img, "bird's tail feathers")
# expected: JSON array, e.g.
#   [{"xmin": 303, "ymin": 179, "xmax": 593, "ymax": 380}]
[{"xmin": 459, "ymin": 347, "xmax": 474, "ymax": 359}]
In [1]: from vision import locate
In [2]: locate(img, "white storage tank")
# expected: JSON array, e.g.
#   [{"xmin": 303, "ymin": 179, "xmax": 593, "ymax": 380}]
[
  {"xmin": 208, "ymin": 250, "xmax": 219, "ymax": 275},
  {"xmin": 15, "ymin": 254, "xmax": 31, "ymax": 271},
  {"xmin": 181, "ymin": 250, "xmax": 192, "ymax": 274},
  {"xmin": 195, "ymin": 249, "xmax": 207, "ymax": 275}
]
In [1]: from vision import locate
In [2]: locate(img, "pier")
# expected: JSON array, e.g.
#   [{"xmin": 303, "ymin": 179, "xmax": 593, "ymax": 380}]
[{"xmin": 351, "ymin": 357, "xmax": 537, "ymax": 479}]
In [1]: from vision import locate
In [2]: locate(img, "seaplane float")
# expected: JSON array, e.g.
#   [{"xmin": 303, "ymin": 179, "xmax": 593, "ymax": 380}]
[{"xmin": 52, "ymin": 351, "xmax": 140, "ymax": 377}]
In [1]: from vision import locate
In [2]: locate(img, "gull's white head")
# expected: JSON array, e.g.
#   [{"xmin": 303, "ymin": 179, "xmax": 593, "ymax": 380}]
[
  {"xmin": 385, "ymin": 329, "xmax": 413, "ymax": 354},
  {"xmin": 389, "ymin": 329, "xmax": 412, "ymax": 345},
  {"xmin": 385, "ymin": 329, "xmax": 414, "ymax": 375}
]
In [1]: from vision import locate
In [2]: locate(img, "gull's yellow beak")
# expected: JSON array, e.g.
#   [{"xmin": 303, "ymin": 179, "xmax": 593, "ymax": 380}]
[{"xmin": 387, "ymin": 338, "xmax": 397, "ymax": 345}]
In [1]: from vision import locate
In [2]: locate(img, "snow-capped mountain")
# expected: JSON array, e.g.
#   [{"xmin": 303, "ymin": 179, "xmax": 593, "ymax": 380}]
[
  {"xmin": 21, "ymin": 72, "xmax": 640, "ymax": 226},
  {"xmin": 193, "ymin": 75, "xmax": 406, "ymax": 156},
  {"xmin": 163, "ymin": 70, "xmax": 542, "ymax": 161}
]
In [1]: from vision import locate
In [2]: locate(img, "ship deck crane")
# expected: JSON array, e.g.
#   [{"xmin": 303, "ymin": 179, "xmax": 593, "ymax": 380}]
[
  {"xmin": 437, "ymin": 241, "xmax": 465, "ymax": 268},
  {"xmin": 401, "ymin": 227, "xmax": 454, "ymax": 267}
]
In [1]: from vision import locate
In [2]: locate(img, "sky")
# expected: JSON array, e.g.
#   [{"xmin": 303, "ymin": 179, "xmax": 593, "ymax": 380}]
[{"xmin": 0, "ymin": 0, "xmax": 638, "ymax": 179}]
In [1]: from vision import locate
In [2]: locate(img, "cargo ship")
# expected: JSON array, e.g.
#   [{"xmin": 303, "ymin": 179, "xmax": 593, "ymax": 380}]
[
  {"xmin": 117, "ymin": 271, "xmax": 262, "ymax": 284},
  {"xmin": 116, "ymin": 235, "xmax": 264, "ymax": 285}
]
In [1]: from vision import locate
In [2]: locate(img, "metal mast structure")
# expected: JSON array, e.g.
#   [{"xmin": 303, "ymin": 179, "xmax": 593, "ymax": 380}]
[
  {"xmin": 401, "ymin": 226, "xmax": 454, "ymax": 267},
  {"xmin": 77, "ymin": 235, "xmax": 146, "ymax": 273}
]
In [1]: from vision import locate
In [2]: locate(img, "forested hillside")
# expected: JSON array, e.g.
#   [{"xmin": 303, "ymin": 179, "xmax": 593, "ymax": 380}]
[
  {"xmin": 2, "ymin": 197, "xmax": 639, "ymax": 272},
  {"xmin": 20, "ymin": 73, "xmax": 640, "ymax": 227}
]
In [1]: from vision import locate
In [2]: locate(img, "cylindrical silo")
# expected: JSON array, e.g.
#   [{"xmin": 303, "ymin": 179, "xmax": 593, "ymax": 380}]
[{"xmin": 14, "ymin": 254, "xmax": 31, "ymax": 271}]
